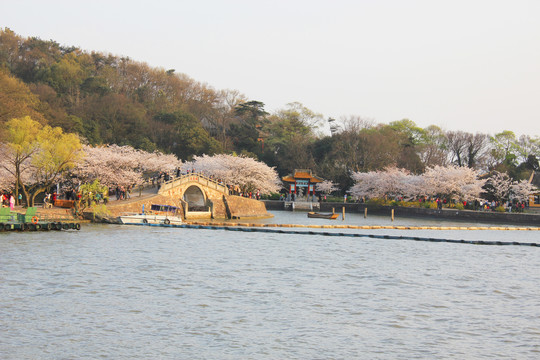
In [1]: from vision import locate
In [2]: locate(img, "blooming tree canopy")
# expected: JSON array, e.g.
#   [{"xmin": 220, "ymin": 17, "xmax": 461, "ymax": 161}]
[
  {"xmin": 349, "ymin": 167, "xmax": 419, "ymax": 200},
  {"xmin": 74, "ymin": 144, "xmax": 182, "ymax": 187},
  {"xmin": 510, "ymin": 180, "xmax": 537, "ymax": 202},
  {"xmin": 184, "ymin": 154, "xmax": 281, "ymax": 194},
  {"xmin": 0, "ymin": 159, "xmax": 15, "ymax": 190},
  {"xmin": 315, "ymin": 180, "xmax": 338, "ymax": 195},
  {"xmin": 421, "ymin": 165, "xmax": 485, "ymax": 200},
  {"xmin": 484, "ymin": 172, "xmax": 513, "ymax": 202},
  {"xmin": 349, "ymin": 165, "xmax": 486, "ymax": 201}
]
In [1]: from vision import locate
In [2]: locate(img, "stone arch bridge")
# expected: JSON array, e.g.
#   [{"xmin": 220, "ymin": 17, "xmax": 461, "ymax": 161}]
[
  {"xmin": 107, "ymin": 173, "xmax": 269, "ymax": 221},
  {"xmin": 158, "ymin": 173, "xmax": 229, "ymax": 218}
]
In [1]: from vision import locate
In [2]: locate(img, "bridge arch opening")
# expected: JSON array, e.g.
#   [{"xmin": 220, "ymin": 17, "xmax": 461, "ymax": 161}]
[{"xmin": 183, "ymin": 185, "xmax": 206, "ymax": 210}]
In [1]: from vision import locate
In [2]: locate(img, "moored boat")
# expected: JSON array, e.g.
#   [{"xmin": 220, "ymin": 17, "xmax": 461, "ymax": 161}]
[
  {"xmin": 119, "ymin": 204, "xmax": 183, "ymax": 225},
  {"xmin": 307, "ymin": 212, "xmax": 339, "ymax": 220}
]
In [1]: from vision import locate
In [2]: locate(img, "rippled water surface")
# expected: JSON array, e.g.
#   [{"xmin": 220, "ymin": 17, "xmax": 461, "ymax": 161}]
[{"xmin": 1, "ymin": 212, "xmax": 539, "ymax": 359}]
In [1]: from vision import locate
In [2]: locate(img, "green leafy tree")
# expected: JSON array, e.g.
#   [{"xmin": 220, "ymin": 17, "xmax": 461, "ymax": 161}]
[
  {"xmin": 77, "ymin": 93, "xmax": 150, "ymax": 147},
  {"xmin": 2, "ymin": 116, "xmax": 83, "ymax": 206},
  {"xmin": 27, "ymin": 126, "xmax": 83, "ymax": 205},
  {"xmin": 2, "ymin": 116, "xmax": 41, "ymax": 204},
  {"xmin": 153, "ymin": 111, "xmax": 221, "ymax": 160},
  {"xmin": 263, "ymin": 103, "xmax": 321, "ymax": 175},
  {"xmin": 489, "ymin": 130, "xmax": 518, "ymax": 168},
  {"xmin": 417, "ymin": 125, "xmax": 448, "ymax": 167},
  {"xmin": 37, "ymin": 52, "xmax": 87, "ymax": 106},
  {"xmin": 389, "ymin": 119, "xmax": 426, "ymax": 145},
  {"xmin": 0, "ymin": 69, "xmax": 46, "ymax": 125},
  {"xmin": 228, "ymin": 100, "xmax": 268, "ymax": 155}
]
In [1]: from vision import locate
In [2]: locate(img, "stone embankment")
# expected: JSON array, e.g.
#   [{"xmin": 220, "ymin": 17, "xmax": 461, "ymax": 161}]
[
  {"xmin": 263, "ymin": 200, "xmax": 540, "ymax": 226},
  {"xmin": 86, "ymin": 193, "xmax": 272, "ymax": 223},
  {"xmin": 222, "ymin": 195, "xmax": 270, "ymax": 219}
]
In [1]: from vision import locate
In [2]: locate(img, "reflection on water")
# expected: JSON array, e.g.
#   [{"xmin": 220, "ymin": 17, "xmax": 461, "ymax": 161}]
[{"xmin": 1, "ymin": 213, "xmax": 539, "ymax": 359}]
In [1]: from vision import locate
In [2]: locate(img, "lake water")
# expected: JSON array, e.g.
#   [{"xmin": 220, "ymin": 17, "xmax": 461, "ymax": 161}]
[{"xmin": 1, "ymin": 211, "xmax": 539, "ymax": 359}]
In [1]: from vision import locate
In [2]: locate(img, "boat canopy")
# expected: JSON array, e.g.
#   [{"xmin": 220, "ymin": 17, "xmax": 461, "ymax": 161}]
[{"xmin": 151, "ymin": 204, "xmax": 180, "ymax": 212}]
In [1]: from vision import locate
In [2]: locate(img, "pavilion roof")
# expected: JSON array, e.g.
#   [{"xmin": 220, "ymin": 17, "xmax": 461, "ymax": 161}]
[{"xmin": 282, "ymin": 169, "xmax": 324, "ymax": 183}]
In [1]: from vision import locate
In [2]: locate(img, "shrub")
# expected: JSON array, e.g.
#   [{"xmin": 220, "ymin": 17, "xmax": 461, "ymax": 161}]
[
  {"xmin": 366, "ymin": 198, "xmax": 385, "ymax": 209},
  {"xmin": 263, "ymin": 193, "xmax": 281, "ymax": 200},
  {"xmin": 401, "ymin": 201, "xmax": 420, "ymax": 208},
  {"xmin": 422, "ymin": 201, "xmax": 433, "ymax": 209},
  {"xmin": 495, "ymin": 206, "xmax": 506, "ymax": 212}
]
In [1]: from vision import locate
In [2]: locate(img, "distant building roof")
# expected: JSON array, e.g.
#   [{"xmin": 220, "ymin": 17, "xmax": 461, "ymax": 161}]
[{"xmin": 282, "ymin": 169, "xmax": 324, "ymax": 183}]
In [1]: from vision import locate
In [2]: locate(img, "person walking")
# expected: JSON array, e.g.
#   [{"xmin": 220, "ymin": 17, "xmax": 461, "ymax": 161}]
[{"xmin": 9, "ymin": 194, "xmax": 15, "ymax": 210}]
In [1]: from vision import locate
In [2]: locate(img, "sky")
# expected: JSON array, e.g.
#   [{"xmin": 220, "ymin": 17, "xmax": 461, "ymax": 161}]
[{"xmin": 1, "ymin": 0, "xmax": 539, "ymax": 136}]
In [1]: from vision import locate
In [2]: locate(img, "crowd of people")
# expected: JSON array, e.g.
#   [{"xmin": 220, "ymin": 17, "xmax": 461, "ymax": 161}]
[
  {"xmin": 113, "ymin": 185, "xmax": 131, "ymax": 201},
  {"xmin": 1, "ymin": 192, "xmax": 16, "ymax": 210}
]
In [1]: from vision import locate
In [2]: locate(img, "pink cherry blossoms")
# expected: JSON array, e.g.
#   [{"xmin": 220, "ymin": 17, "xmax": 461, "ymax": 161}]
[
  {"xmin": 74, "ymin": 144, "xmax": 183, "ymax": 187},
  {"xmin": 183, "ymin": 154, "xmax": 281, "ymax": 194},
  {"xmin": 349, "ymin": 166, "xmax": 487, "ymax": 201}
]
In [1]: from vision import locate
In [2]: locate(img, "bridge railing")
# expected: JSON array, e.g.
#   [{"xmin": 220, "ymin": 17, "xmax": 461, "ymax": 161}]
[{"xmin": 158, "ymin": 172, "xmax": 229, "ymax": 195}]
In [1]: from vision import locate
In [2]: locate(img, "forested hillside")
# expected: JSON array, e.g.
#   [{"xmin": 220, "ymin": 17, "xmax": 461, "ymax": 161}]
[{"xmin": 1, "ymin": 28, "xmax": 538, "ymax": 191}]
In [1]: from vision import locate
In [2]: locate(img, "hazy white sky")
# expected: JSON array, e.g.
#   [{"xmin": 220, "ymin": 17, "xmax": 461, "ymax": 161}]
[{"xmin": 2, "ymin": 0, "xmax": 539, "ymax": 136}]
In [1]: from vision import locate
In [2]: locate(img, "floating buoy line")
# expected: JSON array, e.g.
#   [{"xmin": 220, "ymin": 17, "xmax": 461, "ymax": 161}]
[
  {"xmin": 187, "ymin": 222, "xmax": 540, "ymax": 232},
  {"xmin": 128, "ymin": 221, "xmax": 540, "ymax": 247}
]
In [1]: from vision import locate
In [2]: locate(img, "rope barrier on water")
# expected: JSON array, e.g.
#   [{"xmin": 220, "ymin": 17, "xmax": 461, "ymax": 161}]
[
  {"xmin": 187, "ymin": 222, "xmax": 540, "ymax": 231},
  {"xmin": 138, "ymin": 222, "xmax": 540, "ymax": 247}
]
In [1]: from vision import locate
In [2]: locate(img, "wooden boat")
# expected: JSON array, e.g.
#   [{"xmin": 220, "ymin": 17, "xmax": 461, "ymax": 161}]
[{"xmin": 307, "ymin": 212, "xmax": 339, "ymax": 220}]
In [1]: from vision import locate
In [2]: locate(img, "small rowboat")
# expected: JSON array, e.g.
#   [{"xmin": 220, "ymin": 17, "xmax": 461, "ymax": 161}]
[{"xmin": 307, "ymin": 212, "xmax": 339, "ymax": 220}]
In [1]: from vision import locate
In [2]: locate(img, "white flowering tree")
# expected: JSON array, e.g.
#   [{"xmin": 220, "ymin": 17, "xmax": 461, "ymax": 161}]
[
  {"xmin": 349, "ymin": 170, "xmax": 383, "ymax": 199},
  {"xmin": 315, "ymin": 180, "xmax": 338, "ymax": 195},
  {"xmin": 422, "ymin": 165, "xmax": 485, "ymax": 201},
  {"xmin": 510, "ymin": 180, "xmax": 537, "ymax": 202},
  {"xmin": 349, "ymin": 167, "xmax": 417, "ymax": 200},
  {"xmin": 184, "ymin": 154, "xmax": 281, "ymax": 194},
  {"xmin": 378, "ymin": 167, "xmax": 415, "ymax": 199},
  {"xmin": 349, "ymin": 165, "xmax": 485, "ymax": 202},
  {"xmin": 484, "ymin": 172, "xmax": 513, "ymax": 202},
  {"xmin": 74, "ymin": 144, "xmax": 182, "ymax": 187},
  {"xmin": 401, "ymin": 174, "xmax": 426, "ymax": 200},
  {"xmin": 0, "ymin": 143, "xmax": 36, "ymax": 193},
  {"xmin": 0, "ymin": 160, "xmax": 16, "ymax": 190}
]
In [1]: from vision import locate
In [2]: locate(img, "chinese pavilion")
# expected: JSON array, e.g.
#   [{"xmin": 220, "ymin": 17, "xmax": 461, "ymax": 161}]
[{"xmin": 281, "ymin": 169, "xmax": 323, "ymax": 197}]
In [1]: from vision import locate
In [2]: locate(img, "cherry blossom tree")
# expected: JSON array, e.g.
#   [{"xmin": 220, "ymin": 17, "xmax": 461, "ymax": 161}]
[
  {"xmin": 378, "ymin": 167, "xmax": 415, "ymax": 199},
  {"xmin": 315, "ymin": 180, "xmax": 338, "ymax": 195},
  {"xmin": 484, "ymin": 172, "xmax": 513, "ymax": 202},
  {"xmin": 401, "ymin": 174, "xmax": 426, "ymax": 200},
  {"xmin": 0, "ymin": 143, "xmax": 36, "ymax": 193},
  {"xmin": 349, "ymin": 170, "xmax": 381, "ymax": 199},
  {"xmin": 349, "ymin": 167, "xmax": 415, "ymax": 199},
  {"xmin": 0, "ymin": 160, "xmax": 15, "ymax": 190},
  {"xmin": 184, "ymin": 154, "xmax": 281, "ymax": 194},
  {"xmin": 74, "ymin": 145, "xmax": 142, "ymax": 187},
  {"xmin": 510, "ymin": 180, "xmax": 537, "ymax": 202},
  {"xmin": 349, "ymin": 165, "xmax": 485, "ymax": 202},
  {"xmin": 422, "ymin": 165, "xmax": 485, "ymax": 201},
  {"xmin": 74, "ymin": 144, "xmax": 182, "ymax": 187}
]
